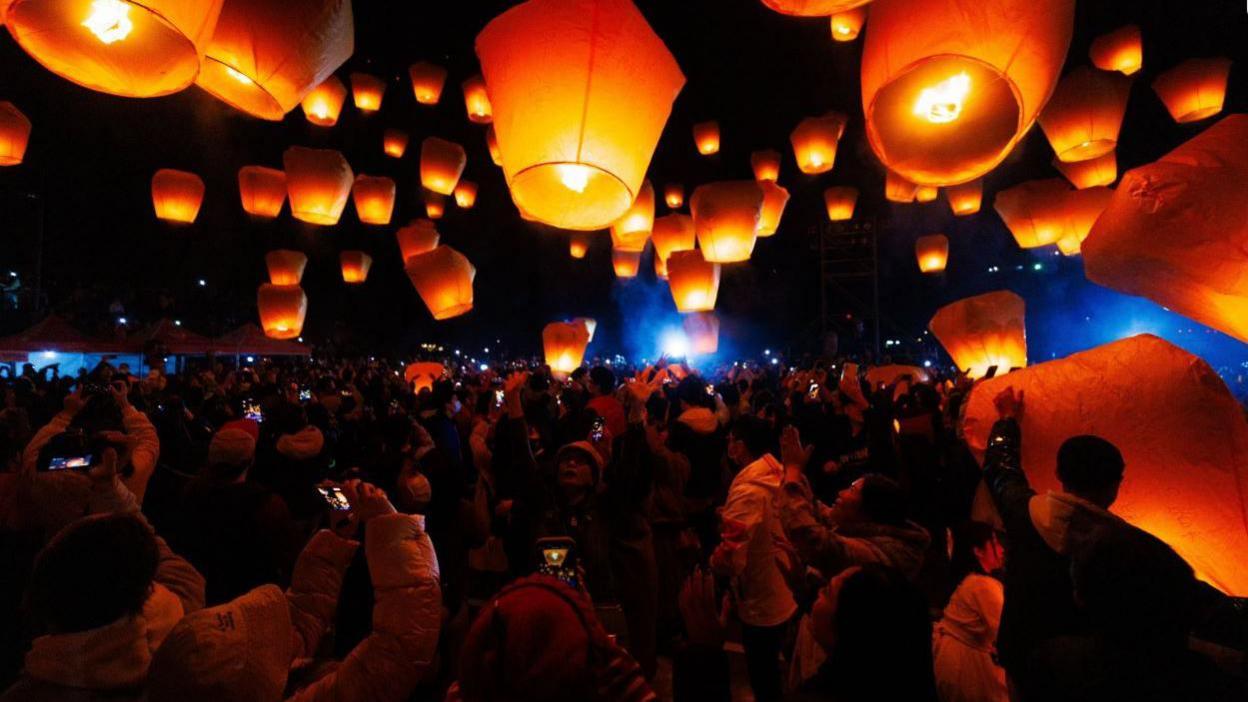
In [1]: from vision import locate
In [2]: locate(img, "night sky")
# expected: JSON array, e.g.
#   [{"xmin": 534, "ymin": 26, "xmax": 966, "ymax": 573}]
[{"xmin": 1, "ymin": 1, "xmax": 1246, "ymax": 366}]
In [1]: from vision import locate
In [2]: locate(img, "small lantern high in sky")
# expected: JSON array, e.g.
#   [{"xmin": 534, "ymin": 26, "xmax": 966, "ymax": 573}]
[
  {"xmin": 914, "ymin": 185, "xmax": 938, "ymax": 203},
  {"xmin": 420, "ymin": 137, "xmax": 467, "ymax": 195},
  {"xmin": 1054, "ymin": 150, "xmax": 1117, "ymax": 190},
  {"xmin": 684, "ymin": 311, "xmax": 720, "ymax": 355},
  {"xmin": 1151, "ymin": 57, "xmax": 1232, "ymax": 124},
  {"xmin": 409, "ymin": 61, "xmax": 447, "ymax": 105},
  {"xmin": 610, "ymin": 180, "xmax": 656, "ymax": 252},
  {"xmin": 0, "ymin": 102, "xmax": 32, "ymax": 166},
  {"xmin": 944, "ymin": 178, "xmax": 982, "ymax": 215},
  {"xmin": 461, "ymin": 74, "xmax": 493, "ymax": 123},
  {"xmin": 569, "ymin": 232, "xmax": 591, "ymax": 259},
  {"xmin": 350, "ymin": 72, "xmax": 385, "ymax": 112},
  {"xmin": 693, "ymin": 121, "xmax": 721, "ymax": 156},
  {"xmin": 284, "ymin": 146, "xmax": 353, "ymax": 225},
  {"xmin": 339, "ymin": 250, "xmax": 372, "ymax": 284},
  {"xmin": 823, "ymin": 186, "xmax": 858, "ymax": 221},
  {"xmin": 829, "ymin": 7, "xmax": 866, "ymax": 42},
  {"xmin": 691, "ymin": 180, "xmax": 764, "ymax": 263},
  {"xmin": 238, "ymin": 165, "xmax": 287, "ymax": 218},
  {"xmin": 915, "ymin": 234, "xmax": 949, "ymax": 273},
  {"xmin": 543, "ymin": 321, "xmax": 591, "ymax": 375},
  {"xmin": 790, "ymin": 112, "xmax": 846, "ymax": 174},
  {"xmin": 151, "ymin": 169, "xmax": 205, "ymax": 224},
  {"xmin": 1039, "ymin": 67, "xmax": 1132, "ymax": 163},
  {"xmin": 929, "ymin": 289, "xmax": 1027, "ymax": 379},
  {"xmin": 665, "ymin": 183, "xmax": 684, "ymax": 209},
  {"xmin": 352, "ymin": 175, "xmax": 396, "ymax": 225},
  {"xmin": 383, "ymin": 129, "xmax": 409, "ymax": 158},
  {"xmin": 667, "ymin": 249, "xmax": 721, "ymax": 312},
  {"xmin": 425, "ymin": 193, "xmax": 445, "ymax": 220},
  {"xmin": 405, "ymin": 245, "xmax": 475, "ymax": 320},
  {"xmin": 756, "ymin": 181, "xmax": 790, "ymax": 237},
  {"xmin": 1089, "ymin": 24, "xmax": 1143, "ymax": 75},
  {"xmin": 885, "ymin": 170, "xmax": 917, "ymax": 203},
  {"xmin": 257, "ymin": 283, "xmax": 307, "ymax": 339},
  {"xmin": 751, "ymin": 149, "xmax": 781, "ymax": 182},
  {"xmin": 396, "ymin": 219, "xmax": 440, "ymax": 263},
  {"xmin": 651, "ymin": 213, "xmax": 696, "ymax": 279},
  {"xmin": 301, "ymin": 75, "xmax": 347, "ymax": 126},
  {"xmin": 454, "ymin": 180, "xmax": 478, "ymax": 209},
  {"xmin": 611, "ymin": 248, "xmax": 642, "ymax": 278},
  {"xmin": 265, "ymin": 249, "xmax": 307, "ymax": 286}
]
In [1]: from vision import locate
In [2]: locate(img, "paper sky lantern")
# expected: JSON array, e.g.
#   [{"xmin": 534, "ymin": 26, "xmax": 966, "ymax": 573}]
[
  {"xmin": 751, "ymin": 149, "xmax": 781, "ymax": 182},
  {"xmin": 915, "ymin": 185, "xmax": 938, "ymax": 203},
  {"xmin": 0, "ymin": 102, "xmax": 32, "ymax": 166},
  {"xmin": 757, "ymin": 181, "xmax": 790, "ymax": 237},
  {"xmin": 610, "ymin": 180, "xmax": 655, "ymax": 252},
  {"xmin": 1083, "ymin": 115, "xmax": 1248, "ymax": 342},
  {"xmin": 461, "ymin": 74, "xmax": 493, "ymax": 123},
  {"xmin": 454, "ymin": 180, "xmax": 478, "ymax": 209},
  {"xmin": 652, "ymin": 213, "xmax": 696, "ymax": 269},
  {"xmin": 405, "ymin": 362, "xmax": 445, "ymax": 393},
  {"xmin": 945, "ymin": 178, "xmax": 982, "ymax": 215},
  {"xmin": 420, "ymin": 136, "xmax": 467, "ymax": 196},
  {"xmin": 543, "ymin": 321, "xmax": 591, "ymax": 375},
  {"xmin": 915, "ymin": 234, "xmax": 949, "ymax": 273},
  {"xmin": 339, "ymin": 250, "xmax": 372, "ymax": 284},
  {"xmin": 151, "ymin": 169, "xmax": 204, "ymax": 223},
  {"xmin": 484, "ymin": 126, "xmax": 502, "ymax": 166},
  {"xmin": 929, "ymin": 290, "xmax": 1026, "ymax": 378},
  {"xmin": 264, "ymin": 249, "xmax": 307, "ymax": 285},
  {"xmin": 824, "ymin": 186, "xmax": 858, "ymax": 221},
  {"xmin": 257, "ymin": 284, "xmax": 307, "ymax": 339},
  {"xmin": 284, "ymin": 146, "xmax": 353, "ymax": 225},
  {"xmin": 4, "ymin": 0, "xmax": 223, "ymax": 97},
  {"xmin": 612, "ymin": 249, "xmax": 642, "ymax": 278},
  {"xmin": 861, "ymin": 0, "xmax": 1074, "ymax": 186},
  {"xmin": 667, "ymin": 249, "xmax": 720, "ymax": 312},
  {"xmin": 693, "ymin": 121, "xmax": 720, "ymax": 156},
  {"xmin": 301, "ymin": 75, "xmax": 347, "ymax": 126},
  {"xmin": 865, "ymin": 364, "xmax": 930, "ymax": 388},
  {"xmin": 405, "ymin": 245, "xmax": 475, "ymax": 320},
  {"xmin": 396, "ymin": 219, "xmax": 439, "ymax": 263},
  {"xmin": 1054, "ymin": 150, "xmax": 1116, "ymax": 189},
  {"xmin": 352, "ymin": 175, "xmax": 395, "ymax": 225},
  {"xmin": 762, "ymin": 0, "xmax": 869, "ymax": 16},
  {"xmin": 425, "ymin": 193, "xmax": 445, "ymax": 220},
  {"xmin": 1151, "ymin": 58, "xmax": 1232, "ymax": 124},
  {"xmin": 961, "ymin": 334, "xmax": 1248, "ymax": 595},
  {"xmin": 665, "ymin": 183, "xmax": 684, "ymax": 209},
  {"xmin": 790, "ymin": 112, "xmax": 846, "ymax": 174},
  {"xmin": 1039, "ymin": 67, "xmax": 1132, "ymax": 163},
  {"xmin": 885, "ymin": 170, "xmax": 917, "ymax": 203},
  {"xmin": 383, "ymin": 129, "xmax": 409, "ymax": 158},
  {"xmin": 569, "ymin": 232, "xmax": 591, "ymax": 259},
  {"xmin": 1051, "ymin": 186, "xmax": 1112, "ymax": 256},
  {"xmin": 691, "ymin": 180, "xmax": 764, "ymax": 263},
  {"xmin": 994, "ymin": 178, "xmax": 1073, "ymax": 249},
  {"xmin": 829, "ymin": 7, "xmax": 865, "ymax": 42},
  {"xmin": 683, "ymin": 312, "xmax": 719, "ymax": 355},
  {"xmin": 350, "ymin": 72, "xmax": 385, "ymax": 112},
  {"xmin": 238, "ymin": 165, "xmax": 286, "ymax": 218},
  {"xmin": 409, "ymin": 61, "xmax": 447, "ymax": 105},
  {"xmin": 1089, "ymin": 24, "xmax": 1142, "ymax": 76},
  {"xmin": 573, "ymin": 317, "xmax": 597, "ymax": 343},
  {"xmin": 475, "ymin": 0, "xmax": 684, "ymax": 232}
]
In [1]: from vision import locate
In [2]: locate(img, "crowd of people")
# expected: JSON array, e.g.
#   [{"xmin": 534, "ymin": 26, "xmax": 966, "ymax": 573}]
[{"xmin": 0, "ymin": 351, "xmax": 1244, "ymax": 701}]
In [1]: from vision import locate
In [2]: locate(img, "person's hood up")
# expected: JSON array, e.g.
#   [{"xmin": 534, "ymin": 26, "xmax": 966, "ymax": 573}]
[
  {"xmin": 276, "ymin": 425, "xmax": 324, "ymax": 461},
  {"xmin": 1028, "ymin": 490, "xmax": 1124, "ymax": 555},
  {"xmin": 676, "ymin": 406, "xmax": 719, "ymax": 435}
]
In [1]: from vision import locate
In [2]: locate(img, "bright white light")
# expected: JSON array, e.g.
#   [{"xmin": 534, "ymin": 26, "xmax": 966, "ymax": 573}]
[
  {"xmin": 923, "ymin": 360, "xmax": 932, "ymax": 368},
  {"xmin": 764, "ymin": 348, "xmax": 771, "ymax": 356},
  {"xmin": 41, "ymin": 351, "xmax": 57, "ymax": 359},
  {"xmin": 117, "ymin": 317, "xmax": 127, "ymax": 325},
  {"xmin": 174, "ymin": 320, "xmax": 182, "ymax": 326},
  {"xmin": 914, "ymin": 72, "xmax": 971, "ymax": 124},
  {"xmin": 557, "ymin": 164, "xmax": 592, "ymax": 193},
  {"xmin": 246, "ymin": 356, "xmax": 255, "ymax": 363},
  {"xmin": 479, "ymin": 363, "xmax": 489, "ymax": 371},
  {"xmin": 224, "ymin": 66, "xmax": 255, "ymax": 86},
  {"xmin": 83, "ymin": 0, "xmax": 133, "ymax": 45},
  {"xmin": 297, "ymin": 337, "xmax": 304, "ymax": 342},
  {"xmin": 660, "ymin": 329, "xmax": 690, "ymax": 358},
  {"xmin": 770, "ymin": 357, "xmax": 779, "ymax": 365},
  {"xmin": 1033, "ymin": 263, "xmax": 1043, "ymax": 271},
  {"xmin": 484, "ymin": 347, "xmax": 490, "ymax": 354},
  {"xmin": 198, "ymin": 279, "xmax": 207, "ymax": 287}
]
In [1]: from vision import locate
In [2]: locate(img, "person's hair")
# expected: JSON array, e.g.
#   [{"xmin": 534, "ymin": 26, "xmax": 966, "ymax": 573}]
[
  {"xmin": 675, "ymin": 375, "xmax": 712, "ymax": 409},
  {"xmin": 1056, "ymin": 435, "xmax": 1124, "ymax": 495},
  {"xmin": 859, "ymin": 474, "xmax": 908, "ymax": 526},
  {"xmin": 949, "ymin": 520, "xmax": 998, "ymax": 582},
  {"xmin": 26, "ymin": 513, "xmax": 159, "ymax": 634},
  {"xmin": 728, "ymin": 415, "xmax": 773, "ymax": 459},
  {"xmin": 587, "ymin": 366, "xmax": 616, "ymax": 394}
]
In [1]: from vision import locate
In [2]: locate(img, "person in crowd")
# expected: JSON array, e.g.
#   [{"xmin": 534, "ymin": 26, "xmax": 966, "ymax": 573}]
[
  {"xmin": 587, "ymin": 365, "xmax": 628, "ymax": 442},
  {"xmin": 932, "ymin": 521, "xmax": 1007, "ymax": 702}
]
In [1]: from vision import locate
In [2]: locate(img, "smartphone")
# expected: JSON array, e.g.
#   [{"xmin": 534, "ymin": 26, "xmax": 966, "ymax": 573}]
[
  {"xmin": 242, "ymin": 400, "xmax": 263, "ymax": 423},
  {"xmin": 494, "ymin": 388, "xmax": 505, "ymax": 407},
  {"xmin": 589, "ymin": 415, "xmax": 606, "ymax": 442},
  {"xmin": 984, "ymin": 365, "xmax": 1000, "ymax": 379},
  {"xmin": 808, "ymin": 382, "xmax": 820, "ymax": 400},
  {"xmin": 316, "ymin": 485, "xmax": 351, "ymax": 512},
  {"xmin": 536, "ymin": 536, "xmax": 579, "ymax": 589},
  {"xmin": 48, "ymin": 454, "xmax": 93, "ymax": 471}
]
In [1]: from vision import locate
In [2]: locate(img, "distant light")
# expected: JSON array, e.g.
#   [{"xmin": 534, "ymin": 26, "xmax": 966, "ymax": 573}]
[
  {"xmin": 7, "ymin": 271, "xmax": 15, "ymax": 277},
  {"xmin": 479, "ymin": 363, "xmax": 489, "ymax": 371},
  {"xmin": 484, "ymin": 347, "xmax": 490, "ymax": 354},
  {"xmin": 454, "ymin": 349, "xmax": 461, "ymax": 356},
  {"xmin": 764, "ymin": 348, "xmax": 772, "ymax": 356},
  {"xmin": 1033, "ymin": 263, "xmax": 1043, "ymax": 271},
  {"xmin": 297, "ymin": 337, "xmax": 304, "ymax": 342},
  {"xmin": 770, "ymin": 357, "xmax": 779, "ymax": 365},
  {"xmin": 246, "ymin": 356, "xmax": 255, "ymax": 363},
  {"xmin": 41, "ymin": 350, "xmax": 57, "ymax": 359},
  {"xmin": 660, "ymin": 328, "xmax": 690, "ymax": 358},
  {"xmin": 923, "ymin": 360, "xmax": 932, "ymax": 368},
  {"xmin": 174, "ymin": 320, "xmax": 182, "ymax": 326},
  {"xmin": 117, "ymin": 317, "xmax": 127, "ymax": 325},
  {"xmin": 197, "ymin": 279, "xmax": 207, "ymax": 287}
]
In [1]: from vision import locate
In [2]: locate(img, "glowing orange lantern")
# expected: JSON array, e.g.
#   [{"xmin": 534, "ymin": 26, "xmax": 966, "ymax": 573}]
[
  {"xmin": 691, "ymin": 180, "xmax": 764, "ymax": 263},
  {"xmin": 915, "ymin": 234, "xmax": 948, "ymax": 273},
  {"xmin": 612, "ymin": 249, "xmax": 642, "ymax": 278},
  {"xmin": 420, "ymin": 136, "xmax": 467, "ymax": 196},
  {"xmin": 284, "ymin": 146, "xmax": 353, "ymax": 225},
  {"xmin": 352, "ymin": 175, "xmax": 395, "ymax": 225},
  {"xmin": 665, "ymin": 183, "xmax": 684, "ymax": 209},
  {"xmin": 610, "ymin": 180, "xmax": 655, "ymax": 252},
  {"xmin": 396, "ymin": 219, "xmax": 439, "ymax": 263},
  {"xmin": 543, "ymin": 321, "xmax": 591, "ymax": 375},
  {"xmin": 339, "ymin": 250, "xmax": 372, "ymax": 284},
  {"xmin": 829, "ymin": 7, "xmax": 866, "ymax": 42},
  {"xmin": 751, "ymin": 149, "xmax": 781, "ymax": 182},
  {"xmin": 683, "ymin": 312, "xmax": 720, "ymax": 355},
  {"xmin": 824, "ymin": 186, "xmax": 858, "ymax": 221},
  {"xmin": 0, "ymin": 102, "xmax": 32, "ymax": 166},
  {"xmin": 264, "ymin": 249, "xmax": 307, "ymax": 286},
  {"xmin": 1052, "ymin": 186, "xmax": 1113, "ymax": 256},
  {"xmin": 915, "ymin": 185, "xmax": 938, "ymax": 203},
  {"xmin": 569, "ymin": 232, "xmax": 591, "ymax": 259},
  {"xmin": 348, "ymin": 72, "xmax": 385, "ymax": 112},
  {"xmin": 484, "ymin": 126, "xmax": 502, "ymax": 166},
  {"xmin": 1089, "ymin": 25, "xmax": 1142, "ymax": 76},
  {"xmin": 652, "ymin": 213, "xmax": 696, "ymax": 279},
  {"xmin": 1039, "ymin": 67, "xmax": 1131, "ymax": 163},
  {"xmin": 1152, "ymin": 58, "xmax": 1232, "ymax": 124},
  {"xmin": 405, "ymin": 362, "xmax": 445, "ymax": 393},
  {"xmin": 238, "ymin": 165, "xmax": 286, "ymax": 218},
  {"xmin": 409, "ymin": 61, "xmax": 447, "ymax": 105},
  {"xmin": 574, "ymin": 317, "xmax": 597, "ymax": 343},
  {"xmin": 667, "ymin": 249, "xmax": 721, "ymax": 312},
  {"xmin": 425, "ymin": 193, "xmax": 445, "ymax": 220},
  {"xmin": 301, "ymin": 75, "xmax": 347, "ymax": 126},
  {"xmin": 151, "ymin": 169, "xmax": 204, "ymax": 223},
  {"xmin": 693, "ymin": 121, "xmax": 720, "ymax": 155},
  {"xmin": 405, "ymin": 245, "xmax": 475, "ymax": 320},
  {"xmin": 462, "ymin": 74, "xmax": 493, "ymax": 124},
  {"xmin": 257, "ymin": 284, "xmax": 307, "ymax": 339},
  {"xmin": 757, "ymin": 181, "xmax": 790, "ymax": 237},
  {"xmin": 861, "ymin": 0, "xmax": 1074, "ymax": 186},
  {"xmin": 961, "ymin": 334, "xmax": 1248, "ymax": 595},
  {"xmin": 929, "ymin": 289, "xmax": 1026, "ymax": 378},
  {"xmin": 945, "ymin": 178, "xmax": 982, "ymax": 215},
  {"xmin": 383, "ymin": 129, "xmax": 409, "ymax": 158},
  {"xmin": 5, "ymin": 0, "xmax": 223, "ymax": 98},
  {"xmin": 454, "ymin": 180, "xmax": 478, "ymax": 209},
  {"xmin": 885, "ymin": 170, "xmax": 917, "ymax": 203},
  {"xmin": 475, "ymin": 0, "xmax": 685, "ymax": 232},
  {"xmin": 1054, "ymin": 150, "xmax": 1116, "ymax": 189},
  {"xmin": 790, "ymin": 112, "xmax": 846, "ymax": 174},
  {"xmin": 993, "ymin": 178, "xmax": 1073, "ymax": 249},
  {"xmin": 762, "ymin": 0, "xmax": 868, "ymax": 16}
]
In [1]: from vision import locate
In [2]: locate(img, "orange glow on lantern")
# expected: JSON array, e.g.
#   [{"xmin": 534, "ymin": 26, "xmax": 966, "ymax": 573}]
[
  {"xmin": 543, "ymin": 321, "xmax": 591, "ymax": 375},
  {"xmin": 652, "ymin": 213, "xmax": 696, "ymax": 279},
  {"xmin": 350, "ymin": 72, "xmax": 385, "ymax": 112},
  {"xmin": 409, "ymin": 60, "xmax": 447, "ymax": 105},
  {"xmin": 484, "ymin": 126, "xmax": 502, "ymax": 166},
  {"xmin": 264, "ymin": 249, "xmax": 307, "ymax": 286},
  {"xmin": 1152, "ymin": 58, "xmax": 1232, "ymax": 124},
  {"xmin": 1089, "ymin": 24, "xmax": 1142, "ymax": 76},
  {"xmin": 462, "ymin": 74, "xmax": 492, "ymax": 123},
  {"xmin": 301, "ymin": 75, "xmax": 347, "ymax": 126},
  {"xmin": 750, "ymin": 149, "xmax": 781, "ymax": 182},
  {"xmin": 829, "ymin": 7, "xmax": 866, "ymax": 42},
  {"xmin": 352, "ymin": 175, "xmax": 395, "ymax": 225},
  {"xmin": 569, "ymin": 232, "xmax": 591, "ymax": 259},
  {"xmin": 929, "ymin": 289, "xmax": 1027, "ymax": 379},
  {"xmin": 915, "ymin": 234, "xmax": 949, "ymax": 273},
  {"xmin": 693, "ymin": 121, "xmax": 720, "ymax": 155},
  {"xmin": 691, "ymin": 180, "xmax": 764, "ymax": 263},
  {"xmin": 915, "ymin": 185, "xmax": 938, "ymax": 203},
  {"xmin": 610, "ymin": 180, "xmax": 655, "ymax": 252},
  {"xmin": 151, "ymin": 169, "xmax": 204, "ymax": 223},
  {"xmin": 420, "ymin": 136, "xmax": 467, "ymax": 196},
  {"xmin": 1054, "ymin": 150, "xmax": 1117, "ymax": 189},
  {"xmin": 790, "ymin": 112, "xmax": 846, "ymax": 174},
  {"xmin": 340, "ymin": 250, "xmax": 372, "ymax": 284},
  {"xmin": 405, "ymin": 245, "xmax": 475, "ymax": 320},
  {"xmin": 425, "ymin": 193, "xmax": 445, "ymax": 220},
  {"xmin": 396, "ymin": 219, "xmax": 440, "ymax": 263},
  {"xmin": 1054, "ymin": 186, "xmax": 1112, "ymax": 256},
  {"xmin": 762, "ymin": 0, "xmax": 869, "ymax": 16},
  {"xmin": 405, "ymin": 362, "xmax": 445, "ymax": 393},
  {"xmin": 1039, "ymin": 67, "xmax": 1132, "ymax": 163},
  {"xmin": 885, "ymin": 170, "xmax": 917, "ymax": 203},
  {"xmin": 945, "ymin": 178, "xmax": 982, "ymax": 215},
  {"xmin": 684, "ymin": 311, "xmax": 720, "ymax": 355},
  {"xmin": 383, "ymin": 129, "xmax": 409, "ymax": 158},
  {"xmin": 667, "ymin": 249, "xmax": 721, "ymax": 312},
  {"xmin": 757, "ymin": 181, "xmax": 790, "ymax": 237},
  {"xmin": 238, "ymin": 165, "xmax": 286, "ymax": 219},
  {"xmin": 284, "ymin": 146, "xmax": 353, "ymax": 225},
  {"xmin": 257, "ymin": 283, "xmax": 307, "ymax": 339},
  {"xmin": 824, "ymin": 186, "xmax": 858, "ymax": 221},
  {"xmin": 0, "ymin": 102, "xmax": 31, "ymax": 166},
  {"xmin": 664, "ymin": 183, "xmax": 684, "ymax": 209},
  {"xmin": 612, "ymin": 248, "xmax": 642, "ymax": 278},
  {"xmin": 993, "ymin": 178, "xmax": 1073, "ymax": 249},
  {"xmin": 454, "ymin": 180, "xmax": 478, "ymax": 209}
]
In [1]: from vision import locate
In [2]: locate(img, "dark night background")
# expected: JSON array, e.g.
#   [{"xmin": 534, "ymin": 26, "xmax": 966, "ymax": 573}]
[{"xmin": 1, "ymin": 1, "xmax": 1246, "ymax": 369}]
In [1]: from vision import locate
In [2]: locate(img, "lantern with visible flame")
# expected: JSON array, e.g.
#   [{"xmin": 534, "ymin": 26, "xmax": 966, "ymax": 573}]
[
  {"xmin": 569, "ymin": 232, "xmax": 591, "ymax": 259},
  {"xmin": 885, "ymin": 170, "xmax": 917, "ymax": 203},
  {"xmin": 1054, "ymin": 151, "xmax": 1116, "ymax": 189},
  {"xmin": 425, "ymin": 193, "xmax": 445, "ymax": 220},
  {"xmin": 665, "ymin": 183, "xmax": 684, "ymax": 209},
  {"xmin": 1152, "ymin": 58, "xmax": 1232, "ymax": 124},
  {"xmin": 693, "ymin": 121, "xmax": 720, "ymax": 155},
  {"xmin": 352, "ymin": 175, "xmax": 395, "ymax": 225},
  {"xmin": 1039, "ymin": 67, "xmax": 1132, "ymax": 163},
  {"xmin": 691, "ymin": 181, "xmax": 764, "ymax": 263},
  {"xmin": 257, "ymin": 284, "xmax": 307, "ymax": 339},
  {"xmin": 484, "ymin": 126, "xmax": 502, "ymax": 166},
  {"xmin": 829, "ymin": 7, "xmax": 865, "ymax": 42},
  {"xmin": 284, "ymin": 146, "xmax": 353, "ymax": 225},
  {"xmin": 610, "ymin": 180, "xmax": 655, "ymax": 252},
  {"xmin": 238, "ymin": 166, "xmax": 286, "ymax": 218},
  {"xmin": 1089, "ymin": 25, "xmax": 1142, "ymax": 76},
  {"xmin": 0, "ymin": 102, "xmax": 31, "ymax": 166},
  {"xmin": 340, "ymin": 250, "xmax": 372, "ymax": 284},
  {"xmin": 396, "ymin": 219, "xmax": 439, "ymax": 263},
  {"xmin": 757, "ymin": 181, "xmax": 790, "ymax": 237},
  {"xmin": 683, "ymin": 312, "xmax": 720, "ymax": 355},
  {"xmin": 405, "ymin": 362, "xmax": 445, "ymax": 393},
  {"xmin": 383, "ymin": 129, "xmax": 408, "ymax": 158},
  {"xmin": 349, "ymin": 72, "xmax": 384, "ymax": 112},
  {"xmin": 301, "ymin": 75, "xmax": 347, "ymax": 126},
  {"xmin": 454, "ymin": 180, "xmax": 478, "ymax": 209},
  {"xmin": 462, "ymin": 74, "xmax": 492, "ymax": 123},
  {"xmin": 543, "ymin": 321, "xmax": 591, "ymax": 375},
  {"xmin": 152, "ymin": 169, "xmax": 204, "ymax": 223},
  {"xmin": 612, "ymin": 249, "xmax": 642, "ymax": 278},
  {"xmin": 945, "ymin": 179, "xmax": 982, "ymax": 215},
  {"xmin": 405, "ymin": 245, "xmax": 475, "ymax": 320},
  {"xmin": 790, "ymin": 112, "xmax": 846, "ymax": 174},
  {"xmin": 994, "ymin": 178, "xmax": 1073, "ymax": 249},
  {"xmin": 915, "ymin": 234, "xmax": 949, "ymax": 273},
  {"xmin": 420, "ymin": 136, "xmax": 467, "ymax": 196},
  {"xmin": 409, "ymin": 61, "xmax": 447, "ymax": 105},
  {"xmin": 762, "ymin": 0, "xmax": 870, "ymax": 16},
  {"xmin": 861, "ymin": 0, "xmax": 1074, "ymax": 186},
  {"xmin": 929, "ymin": 290, "xmax": 1026, "ymax": 379},
  {"xmin": 824, "ymin": 186, "xmax": 858, "ymax": 221},
  {"xmin": 667, "ymin": 249, "xmax": 720, "ymax": 312},
  {"xmin": 652, "ymin": 213, "xmax": 695, "ymax": 279},
  {"xmin": 265, "ymin": 249, "xmax": 307, "ymax": 286},
  {"xmin": 751, "ymin": 149, "xmax": 781, "ymax": 182}
]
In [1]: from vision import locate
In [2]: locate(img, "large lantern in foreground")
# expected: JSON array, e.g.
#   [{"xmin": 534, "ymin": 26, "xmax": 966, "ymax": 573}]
[
  {"xmin": 454, "ymin": 180, "xmax": 478, "ymax": 209},
  {"xmin": 929, "ymin": 289, "xmax": 1026, "ymax": 379},
  {"xmin": 861, "ymin": 0, "xmax": 1075, "ymax": 186},
  {"xmin": 195, "ymin": 0, "xmax": 353, "ymax": 120},
  {"xmin": 265, "ymin": 249, "xmax": 307, "ymax": 285},
  {"xmin": 152, "ymin": 169, "xmax": 204, "ymax": 223},
  {"xmin": 756, "ymin": 181, "xmax": 790, "ymax": 237},
  {"xmin": 301, "ymin": 75, "xmax": 347, "ymax": 126},
  {"xmin": 1089, "ymin": 25, "xmax": 1142, "ymax": 76},
  {"xmin": 693, "ymin": 121, "xmax": 720, "ymax": 156},
  {"xmin": 829, "ymin": 7, "xmax": 866, "ymax": 42},
  {"xmin": 238, "ymin": 166, "xmax": 286, "ymax": 218},
  {"xmin": 1054, "ymin": 150, "xmax": 1116, "ymax": 189},
  {"xmin": 945, "ymin": 179, "xmax": 982, "ymax": 215},
  {"xmin": 462, "ymin": 74, "xmax": 493, "ymax": 123},
  {"xmin": 339, "ymin": 250, "xmax": 372, "ymax": 284},
  {"xmin": 1039, "ymin": 67, "xmax": 1132, "ymax": 163},
  {"xmin": 350, "ymin": 72, "xmax": 385, "ymax": 112},
  {"xmin": 824, "ymin": 186, "xmax": 858, "ymax": 221},
  {"xmin": 383, "ymin": 129, "xmax": 409, "ymax": 158},
  {"xmin": 1083, "ymin": 115, "xmax": 1248, "ymax": 342},
  {"xmin": 257, "ymin": 284, "xmax": 307, "ymax": 339},
  {"xmin": 405, "ymin": 245, "xmax": 475, "ymax": 320},
  {"xmin": 352, "ymin": 175, "xmax": 396, "ymax": 225},
  {"xmin": 610, "ymin": 180, "xmax": 655, "ymax": 252},
  {"xmin": 762, "ymin": 0, "xmax": 869, "ymax": 16},
  {"xmin": 790, "ymin": 112, "xmax": 846, "ymax": 174},
  {"xmin": 543, "ymin": 321, "xmax": 591, "ymax": 375},
  {"xmin": 284, "ymin": 146, "xmax": 353, "ymax": 225},
  {"xmin": 751, "ymin": 149, "xmax": 781, "ymax": 182},
  {"xmin": 665, "ymin": 183, "xmax": 684, "ymax": 209},
  {"xmin": 409, "ymin": 61, "xmax": 447, "ymax": 105},
  {"xmin": 1151, "ymin": 58, "xmax": 1232, "ymax": 124},
  {"xmin": 0, "ymin": 102, "xmax": 31, "ymax": 166},
  {"xmin": 667, "ymin": 249, "xmax": 720, "ymax": 312},
  {"xmin": 683, "ymin": 312, "xmax": 720, "ymax": 355},
  {"xmin": 961, "ymin": 334, "xmax": 1248, "ymax": 595},
  {"xmin": 612, "ymin": 249, "xmax": 642, "ymax": 278},
  {"xmin": 993, "ymin": 178, "xmax": 1073, "ymax": 249},
  {"xmin": 4, "ymin": 0, "xmax": 223, "ymax": 97},
  {"xmin": 691, "ymin": 180, "xmax": 764, "ymax": 263},
  {"xmin": 915, "ymin": 234, "xmax": 948, "ymax": 273},
  {"xmin": 651, "ymin": 213, "xmax": 696, "ymax": 277},
  {"xmin": 396, "ymin": 219, "xmax": 440, "ymax": 263},
  {"xmin": 420, "ymin": 137, "xmax": 467, "ymax": 195}
]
